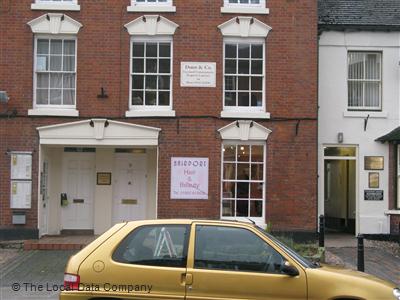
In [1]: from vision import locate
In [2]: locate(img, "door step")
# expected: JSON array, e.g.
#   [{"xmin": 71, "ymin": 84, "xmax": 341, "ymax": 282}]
[{"xmin": 23, "ymin": 234, "xmax": 96, "ymax": 251}]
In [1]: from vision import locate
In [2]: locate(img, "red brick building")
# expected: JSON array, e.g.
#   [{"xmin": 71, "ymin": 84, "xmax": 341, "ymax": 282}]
[{"xmin": 0, "ymin": 0, "xmax": 318, "ymax": 240}]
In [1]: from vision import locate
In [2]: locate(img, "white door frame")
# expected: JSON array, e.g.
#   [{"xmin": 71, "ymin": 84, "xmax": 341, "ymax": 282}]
[{"xmin": 321, "ymin": 144, "xmax": 359, "ymax": 235}]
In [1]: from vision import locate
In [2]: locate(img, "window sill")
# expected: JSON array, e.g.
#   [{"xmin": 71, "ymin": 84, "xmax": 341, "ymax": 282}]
[
  {"xmin": 384, "ymin": 210, "xmax": 400, "ymax": 215},
  {"xmin": 220, "ymin": 7, "xmax": 269, "ymax": 14},
  {"xmin": 125, "ymin": 110, "xmax": 176, "ymax": 117},
  {"xmin": 127, "ymin": 5, "xmax": 176, "ymax": 12},
  {"xmin": 28, "ymin": 108, "xmax": 79, "ymax": 117},
  {"xmin": 31, "ymin": 3, "xmax": 81, "ymax": 11},
  {"xmin": 220, "ymin": 110, "xmax": 270, "ymax": 119},
  {"xmin": 343, "ymin": 111, "xmax": 388, "ymax": 119}
]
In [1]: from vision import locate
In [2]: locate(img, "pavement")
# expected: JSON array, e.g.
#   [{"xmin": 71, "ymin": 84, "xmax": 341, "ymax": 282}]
[{"xmin": 0, "ymin": 250, "xmax": 76, "ymax": 300}]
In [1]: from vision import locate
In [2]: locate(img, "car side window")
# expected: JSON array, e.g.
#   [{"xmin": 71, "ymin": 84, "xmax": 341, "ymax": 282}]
[
  {"xmin": 194, "ymin": 225, "xmax": 285, "ymax": 274},
  {"xmin": 113, "ymin": 224, "xmax": 190, "ymax": 268}
]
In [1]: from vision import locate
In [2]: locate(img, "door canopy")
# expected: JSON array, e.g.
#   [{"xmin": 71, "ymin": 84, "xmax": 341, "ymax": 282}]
[{"xmin": 37, "ymin": 119, "xmax": 161, "ymax": 146}]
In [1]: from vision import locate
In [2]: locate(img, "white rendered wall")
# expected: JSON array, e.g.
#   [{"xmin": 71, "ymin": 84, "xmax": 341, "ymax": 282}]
[{"xmin": 318, "ymin": 31, "xmax": 400, "ymax": 234}]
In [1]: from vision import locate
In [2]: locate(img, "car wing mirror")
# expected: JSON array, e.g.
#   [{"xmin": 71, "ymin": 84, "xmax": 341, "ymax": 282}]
[{"xmin": 281, "ymin": 261, "xmax": 299, "ymax": 276}]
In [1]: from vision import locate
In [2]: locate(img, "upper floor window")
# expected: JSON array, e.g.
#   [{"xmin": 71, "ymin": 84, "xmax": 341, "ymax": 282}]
[
  {"xmin": 224, "ymin": 41, "xmax": 264, "ymax": 110},
  {"xmin": 221, "ymin": 0, "xmax": 269, "ymax": 14},
  {"xmin": 34, "ymin": 38, "xmax": 76, "ymax": 107},
  {"xmin": 348, "ymin": 52, "xmax": 382, "ymax": 111},
  {"xmin": 31, "ymin": 0, "xmax": 80, "ymax": 11},
  {"xmin": 128, "ymin": 0, "xmax": 176, "ymax": 12}
]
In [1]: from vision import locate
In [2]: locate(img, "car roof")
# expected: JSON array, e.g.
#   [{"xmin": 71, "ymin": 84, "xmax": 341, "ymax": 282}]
[{"xmin": 120, "ymin": 218, "xmax": 257, "ymax": 227}]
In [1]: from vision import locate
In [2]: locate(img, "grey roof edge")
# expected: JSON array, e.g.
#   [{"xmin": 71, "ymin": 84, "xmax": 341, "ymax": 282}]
[{"xmin": 319, "ymin": 24, "xmax": 400, "ymax": 32}]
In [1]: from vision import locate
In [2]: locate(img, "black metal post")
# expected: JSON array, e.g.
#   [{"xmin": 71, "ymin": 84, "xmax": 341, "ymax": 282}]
[
  {"xmin": 319, "ymin": 215, "xmax": 325, "ymax": 247},
  {"xmin": 398, "ymin": 222, "xmax": 400, "ymax": 246},
  {"xmin": 357, "ymin": 234, "xmax": 364, "ymax": 272}
]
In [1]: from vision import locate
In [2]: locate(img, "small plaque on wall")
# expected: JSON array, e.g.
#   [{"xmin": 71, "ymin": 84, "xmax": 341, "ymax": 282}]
[
  {"xmin": 368, "ymin": 172, "xmax": 379, "ymax": 188},
  {"xmin": 97, "ymin": 172, "xmax": 111, "ymax": 185},
  {"xmin": 364, "ymin": 190, "xmax": 383, "ymax": 201},
  {"xmin": 364, "ymin": 156, "xmax": 384, "ymax": 170}
]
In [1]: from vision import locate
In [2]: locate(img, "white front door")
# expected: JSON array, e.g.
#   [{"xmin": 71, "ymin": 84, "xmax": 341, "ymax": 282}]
[
  {"xmin": 113, "ymin": 153, "xmax": 147, "ymax": 224},
  {"xmin": 62, "ymin": 152, "xmax": 95, "ymax": 230}
]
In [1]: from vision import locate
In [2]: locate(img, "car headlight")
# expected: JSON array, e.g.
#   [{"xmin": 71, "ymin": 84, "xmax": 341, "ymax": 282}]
[{"xmin": 394, "ymin": 288, "xmax": 400, "ymax": 300}]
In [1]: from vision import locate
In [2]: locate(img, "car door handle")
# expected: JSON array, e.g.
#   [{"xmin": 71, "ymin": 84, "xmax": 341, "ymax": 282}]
[{"xmin": 181, "ymin": 273, "xmax": 193, "ymax": 286}]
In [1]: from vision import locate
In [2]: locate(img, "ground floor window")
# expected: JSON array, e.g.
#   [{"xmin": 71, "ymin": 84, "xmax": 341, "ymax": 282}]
[{"xmin": 221, "ymin": 143, "xmax": 265, "ymax": 218}]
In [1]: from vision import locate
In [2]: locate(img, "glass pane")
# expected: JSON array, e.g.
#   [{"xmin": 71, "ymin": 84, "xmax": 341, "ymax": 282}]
[
  {"xmin": 63, "ymin": 56, "xmax": 75, "ymax": 71},
  {"xmin": 250, "ymin": 183, "xmax": 263, "ymax": 199},
  {"xmin": 238, "ymin": 44, "xmax": 250, "ymax": 58},
  {"xmin": 132, "ymin": 43, "xmax": 145, "ymax": 57},
  {"xmin": 365, "ymin": 82, "xmax": 380, "ymax": 107},
  {"xmin": 223, "ymin": 182, "xmax": 235, "ymax": 198},
  {"xmin": 145, "ymin": 75, "xmax": 157, "ymax": 89},
  {"xmin": 238, "ymin": 76, "xmax": 249, "ymax": 90},
  {"xmin": 158, "ymin": 76, "xmax": 170, "ymax": 90},
  {"xmin": 146, "ymin": 59, "xmax": 157, "ymax": 73},
  {"xmin": 238, "ymin": 145, "xmax": 250, "ymax": 161},
  {"xmin": 236, "ymin": 200, "xmax": 249, "ymax": 216},
  {"xmin": 225, "ymin": 76, "xmax": 236, "ymax": 91},
  {"xmin": 223, "ymin": 163, "xmax": 236, "ymax": 180},
  {"xmin": 64, "ymin": 40, "xmax": 75, "ymax": 55},
  {"xmin": 237, "ymin": 164, "xmax": 250, "ymax": 180},
  {"xmin": 132, "ymin": 59, "xmax": 144, "ymax": 73},
  {"xmin": 50, "ymin": 89, "xmax": 62, "ymax": 104},
  {"xmin": 237, "ymin": 182, "xmax": 249, "ymax": 199},
  {"xmin": 146, "ymin": 43, "xmax": 157, "ymax": 57},
  {"xmin": 63, "ymin": 89, "xmax": 75, "ymax": 105},
  {"xmin": 238, "ymin": 92, "xmax": 249, "ymax": 106},
  {"xmin": 37, "ymin": 74, "xmax": 49, "ymax": 88},
  {"xmin": 225, "ymin": 44, "xmax": 237, "ymax": 58},
  {"xmin": 250, "ymin": 201, "xmax": 263, "ymax": 217},
  {"xmin": 159, "ymin": 43, "xmax": 170, "ymax": 57},
  {"xmin": 50, "ymin": 56, "xmax": 62, "ymax": 71},
  {"xmin": 324, "ymin": 147, "xmax": 356, "ymax": 157},
  {"xmin": 145, "ymin": 91, "xmax": 156, "ymax": 105},
  {"xmin": 251, "ymin": 164, "xmax": 263, "ymax": 180},
  {"xmin": 222, "ymin": 200, "xmax": 235, "ymax": 216},
  {"xmin": 37, "ymin": 40, "xmax": 49, "ymax": 55},
  {"xmin": 251, "ymin": 145, "xmax": 264, "ymax": 162},
  {"xmin": 251, "ymin": 77, "xmax": 262, "ymax": 91},
  {"xmin": 63, "ymin": 74, "xmax": 75, "ymax": 88},
  {"xmin": 158, "ymin": 91, "xmax": 170, "ymax": 106},
  {"xmin": 251, "ymin": 92, "xmax": 262, "ymax": 107},
  {"xmin": 36, "ymin": 89, "xmax": 48, "ymax": 105},
  {"xmin": 365, "ymin": 53, "xmax": 381, "ymax": 80},
  {"xmin": 225, "ymin": 60, "xmax": 236, "ymax": 74},
  {"xmin": 36, "ymin": 56, "xmax": 48, "ymax": 71},
  {"xmin": 348, "ymin": 81, "xmax": 363, "ymax": 107},
  {"xmin": 50, "ymin": 74, "xmax": 62, "ymax": 88},
  {"xmin": 251, "ymin": 45, "xmax": 263, "ymax": 59},
  {"xmin": 238, "ymin": 60, "xmax": 249, "ymax": 74},
  {"xmin": 132, "ymin": 91, "xmax": 144, "ymax": 105},
  {"xmin": 225, "ymin": 92, "xmax": 236, "ymax": 106},
  {"xmin": 251, "ymin": 60, "xmax": 263, "ymax": 74},
  {"xmin": 159, "ymin": 59, "xmax": 170, "ymax": 73},
  {"xmin": 223, "ymin": 145, "xmax": 236, "ymax": 161},
  {"xmin": 348, "ymin": 52, "xmax": 364, "ymax": 80},
  {"xmin": 132, "ymin": 75, "xmax": 144, "ymax": 89},
  {"xmin": 50, "ymin": 40, "xmax": 62, "ymax": 55}
]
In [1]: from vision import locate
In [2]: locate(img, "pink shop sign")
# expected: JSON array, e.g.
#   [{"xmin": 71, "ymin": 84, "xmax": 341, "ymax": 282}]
[{"xmin": 171, "ymin": 157, "xmax": 209, "ymax": 200}]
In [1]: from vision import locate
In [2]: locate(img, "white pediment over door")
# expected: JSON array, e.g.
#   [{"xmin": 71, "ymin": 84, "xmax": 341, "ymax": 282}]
[{"xmin": 218, "ymin": 120, "xmax": 272, "ymax": 141}]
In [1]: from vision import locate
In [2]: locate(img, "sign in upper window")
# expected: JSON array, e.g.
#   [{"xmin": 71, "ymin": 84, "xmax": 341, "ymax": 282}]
[
  {"xmin": 32, "ymin": 0, "xmax": 80, "ymax": 11},
  {"xmin": 128, "ymin": 0, "xmax": 176, "ymax": 12},
  {"xmin": 348, "ymin": 52, "xmax": 382, "ymax": 111},
  {"xmin": 221, "ymin": 0, "xmax": 269, "ymax": 14}
]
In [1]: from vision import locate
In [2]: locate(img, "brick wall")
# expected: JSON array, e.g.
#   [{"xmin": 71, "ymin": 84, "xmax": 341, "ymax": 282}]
[{"xmin": 0, "ymin": 0, "xmax": 318, "ymax": 233}]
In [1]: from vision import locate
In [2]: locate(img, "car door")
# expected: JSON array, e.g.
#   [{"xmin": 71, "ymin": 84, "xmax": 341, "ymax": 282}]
[
  {"xmin": 79, "ymin": 222, "xmax": 191, "ymax": 300},
  {"xmin": 185, "ymin": 222, "xmax": 307, "ymax": 300}
]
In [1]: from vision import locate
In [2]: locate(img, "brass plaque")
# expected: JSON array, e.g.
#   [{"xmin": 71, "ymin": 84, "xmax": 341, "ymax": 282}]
[
  {"xmin": 364, "ymin": 156, "xmax": 384, "ymax": 170},
  {"xmin": 122, "ymin": 199, "xmax": 137, "ymax": 205}
]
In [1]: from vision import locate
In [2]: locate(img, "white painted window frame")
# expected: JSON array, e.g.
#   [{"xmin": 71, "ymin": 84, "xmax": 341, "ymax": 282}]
[
  {"xmin": 30, "ymin": 35, "xmax": 78, "ymax": 116},
  {"xmin": 222, "ymin": 37, "xmax": 267, "ymax": 117},
  {"xmin": 31, "ymin": 0, "xmax": 80, "ymax": 11},
  {"xmin": 127, "ymin": 36, "xmax": 175, "ymax": 117},
  {"xmin": 127, "ymin": 0, "xmax": 176, "ymax": 12},
  {"xmin": 220, "ymin": 141, "xmax": 266, "ymax": 225},
  {"xmin": 347, "ymin": 51, "xmax": 382, "ymax": 112},
  {"xmin": 221, "ymin": 0, "xmax": 269, "ymax": 14}
]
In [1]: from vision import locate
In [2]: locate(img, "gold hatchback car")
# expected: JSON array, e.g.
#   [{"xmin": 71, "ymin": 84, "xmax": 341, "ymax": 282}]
[{"xmin": 60, "ymin": 219, "xmax": 399, "ymax": 300}]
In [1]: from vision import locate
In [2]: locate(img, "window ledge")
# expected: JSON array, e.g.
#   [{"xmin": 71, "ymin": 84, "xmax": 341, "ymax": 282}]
[
  {"xmin": 31, "ymin": 3, "xmax": 81, "ymax": 11},
  {"xmin": 221, "ymin": 110, "xmax": 270, "ymax": 119},
  {"xmin": 384, "ymin": 210, "xmax": 400, "ymax": 215},
  {"xmin": 343, "ymin": 111, "xmax": 388, "ymax": 119},
  {"xmin": 125, "ymin": 110, "xmax": 176, "ymax": 117},
  {"xmin": 220, "ymin": 7, "xmax": 269, "ymax": 14},
  {"xmin": 127, "ymin": 5, "xmax": 176, "ymax": 12},
  {"xmin": 28, "ymin": 108, "xmax": 79, "ymax": 117}
]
